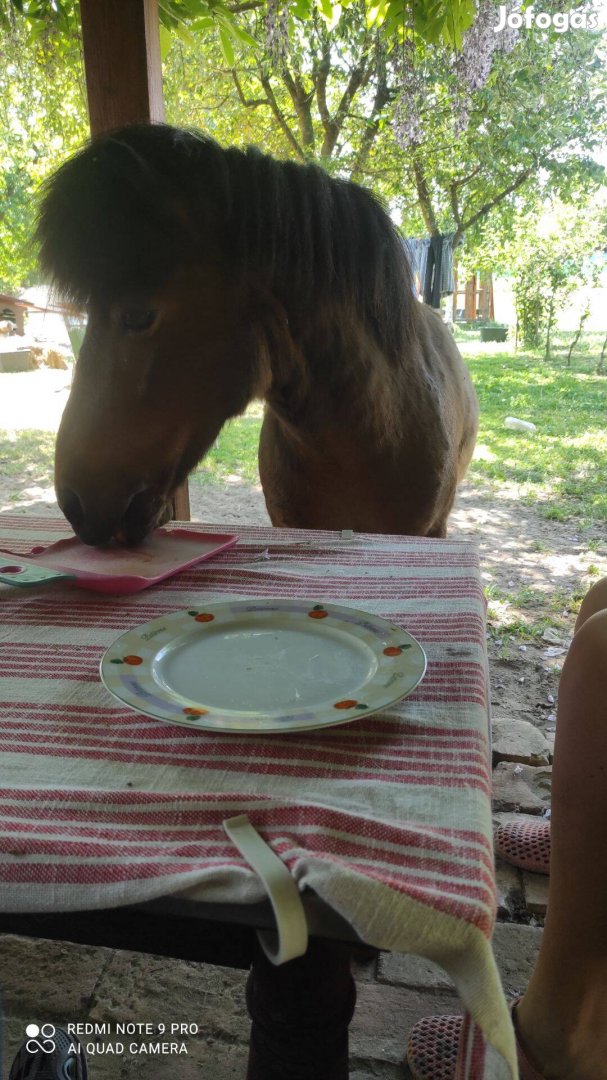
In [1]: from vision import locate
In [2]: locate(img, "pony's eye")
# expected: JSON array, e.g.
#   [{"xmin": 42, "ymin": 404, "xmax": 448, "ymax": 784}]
[{"xmin": 121, "ymin": 308, "xmax": 157, "ymax": 333}]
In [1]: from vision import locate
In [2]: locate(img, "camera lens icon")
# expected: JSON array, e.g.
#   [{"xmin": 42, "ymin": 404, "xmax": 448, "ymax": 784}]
[{"xmin": 25, "ymin": 1023, "xmax": 56, "ymax": 1053}]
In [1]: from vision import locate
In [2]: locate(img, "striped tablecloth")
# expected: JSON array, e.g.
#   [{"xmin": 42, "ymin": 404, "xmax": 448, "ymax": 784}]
[{"xmin": 0, "ymin": 516, "xmax": 515, "ymax": 1079}]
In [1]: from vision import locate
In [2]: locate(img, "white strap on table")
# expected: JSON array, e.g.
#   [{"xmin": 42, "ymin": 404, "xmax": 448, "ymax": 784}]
[{"xmin": 223, "ymin": 814, "xmax": 308, "ymax": 966}]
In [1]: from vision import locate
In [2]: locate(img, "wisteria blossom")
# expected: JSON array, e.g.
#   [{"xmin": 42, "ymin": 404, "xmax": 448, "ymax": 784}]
[
  {"xmin": 448, "ymin": 0, "xmax": 521, "ymax": 136},
  {"xmin": 265, "ymin": 0, "xmax": 291, "ymax": 68},
  {"xmin": 455, "ymin": 0, "xmax": 521, "ymax": 92},
  {"xmin": 494, "ymin": 0, "xmax": 522, "ymax": 52},
  {"xmin": 392, "ymin": 45, "xmax": 425, "ymax": 149}
]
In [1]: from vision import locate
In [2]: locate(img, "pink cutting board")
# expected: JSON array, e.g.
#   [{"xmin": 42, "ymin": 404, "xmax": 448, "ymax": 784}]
[{"xmin": 0, "ymin": 528, "xmax": 237, "ymax": 595}]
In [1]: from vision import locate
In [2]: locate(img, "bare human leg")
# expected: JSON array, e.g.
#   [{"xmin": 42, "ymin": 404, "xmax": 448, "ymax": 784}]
[{"xmin": 514, "ymin": 578, "xmax": 607, "ymax": 1079}]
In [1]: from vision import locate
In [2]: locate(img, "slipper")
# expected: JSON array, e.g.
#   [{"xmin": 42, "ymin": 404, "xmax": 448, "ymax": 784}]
[
  {"xmin": 494, "ymin": 819, "xmax": 551, "ymax": 875},
  {"xmin": 406, "ymin": 1000, "xmax": 546, "ymax": 1080},
  {"xmin": 8, "ymin": 1027, "xmax": 88, "ymax": 1080}
]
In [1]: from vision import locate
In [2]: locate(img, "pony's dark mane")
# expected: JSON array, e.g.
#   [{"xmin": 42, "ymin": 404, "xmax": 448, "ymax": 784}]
[{"xmin": 37, "ymin": 124, "xmax": 415, "ymax": 360}]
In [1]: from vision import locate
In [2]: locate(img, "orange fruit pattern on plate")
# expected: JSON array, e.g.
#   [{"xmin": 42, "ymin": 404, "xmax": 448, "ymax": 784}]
[{"xmin": 308, "ymin": 605, "xmax": 328, "ymax": 619}]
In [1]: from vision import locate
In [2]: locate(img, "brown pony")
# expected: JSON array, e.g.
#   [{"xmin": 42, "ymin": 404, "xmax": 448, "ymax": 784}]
[{"xmin": 38, "ymin": 124, "xmax": 478, "ymax": 546}]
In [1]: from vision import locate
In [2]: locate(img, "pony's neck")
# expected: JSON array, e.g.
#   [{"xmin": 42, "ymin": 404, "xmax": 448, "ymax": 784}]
[{"xmin": 220, "ymin": 146, "xmax": 414, "ymax": 366}]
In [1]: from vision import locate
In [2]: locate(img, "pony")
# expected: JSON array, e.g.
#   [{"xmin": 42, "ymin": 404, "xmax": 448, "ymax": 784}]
[{"xmin": 37, "ymin": 124, "xmax": 478, "ymax": 546}]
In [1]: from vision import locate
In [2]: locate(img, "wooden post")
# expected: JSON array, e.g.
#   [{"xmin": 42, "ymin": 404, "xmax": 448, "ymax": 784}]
[
  {"xmin": 465, "ymin": 274, "xmax": 476, "ymax": 321},
  {"xmin": 79, "ymin": 0, "xmax": 164, "ymax": 132},
  {"xmin": 478, "ymin": 279, "xmax": 485, "ymax": 321},
  {"xmin": 79, "ymin": 0, "xmax": 190, "ymax": 521}
]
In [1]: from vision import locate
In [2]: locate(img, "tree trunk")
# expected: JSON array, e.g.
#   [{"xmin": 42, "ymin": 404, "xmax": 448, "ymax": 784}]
[
  {"xmin": 566, "ymin": 308, "xmax": 589, "ymax": 366},
  {"xmin": 411, "ymin": 159, "xmax": 440, "ymax": 237},
  {"xmin": 544, "ymin": 293, "xmax": 556, "ymax": 361},
  {"xmin": 598, "ymin": 332, "xmax": 607, "ymax": 375}
]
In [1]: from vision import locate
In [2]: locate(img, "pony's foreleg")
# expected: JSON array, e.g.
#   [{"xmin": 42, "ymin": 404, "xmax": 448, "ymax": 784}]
[{"xmin": 426, "ymin": 521, "xmax": 448, "ymax": 539}]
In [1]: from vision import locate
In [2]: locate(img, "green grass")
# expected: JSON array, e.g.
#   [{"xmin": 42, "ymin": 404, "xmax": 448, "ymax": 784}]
[
  {"xmin": 190, "ymin": 328, "xmax": 604, "ymax": 531},
  {"xmin": 483, "ymin": 578, "xmax": 585, "ymax": 641},
  {"xmin": 457, "ymin": 331, "xmax": 607, "ymax": 528},
  {"xmin": 2, "ymin": 333, "xmax": 606, "ymax": 534},
  {"xmin": 191, "ymin": 402, "xmax": 264, "ymax": 486},
  {"xmin": 192, "ymin": 332, "xmax": 607, "ymax": 532},
  {"xmin": 0, "ymin": 429, "xmax": 55, "ymax": 482}
]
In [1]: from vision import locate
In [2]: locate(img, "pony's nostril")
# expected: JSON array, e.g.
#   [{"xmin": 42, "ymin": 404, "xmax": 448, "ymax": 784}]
[
  {"xmin": 58, "ymin": 487, "xmax": 84, "ymax": 528},
  {"xmin": 119, "ymin": 487, "xmax": 159, "ymax": 544}
]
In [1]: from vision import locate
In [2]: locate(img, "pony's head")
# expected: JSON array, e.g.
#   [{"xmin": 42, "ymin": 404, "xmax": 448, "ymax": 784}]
[
  {"xmin": 39, "ymin": 123, "xmax": 414, "ymax": 544},
  {"xmin": 38, "ymin": 125, "xmax": 272, "ymax": 545}
]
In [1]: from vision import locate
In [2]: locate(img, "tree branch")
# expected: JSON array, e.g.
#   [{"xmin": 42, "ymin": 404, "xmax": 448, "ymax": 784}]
[
  {"xmin": 320, "ymin": 58, "xmax": 368, "ymax": 159},
  {"xmin": 350, "ymin": 70, "xmax": 392, "ymax": 182},
  {"xmin": 280, "ymin": 65, "xmax": 315, "ymax": 151},
  {"xmin": 451, "ymin": 132, "xmax": 584, "ymax": 244},
  {"xmin": 448, "ymin": 181, "xmax": 462, "ymax": 229},
  {"xmin": 450, "ymin": 165, "xmax": 482, "ymax": 192},
  {"xmin": 312, "ymin": 41, "xmax": 331, "ymax": 133},
  {"xmin": 257, "ymin": 71, "xmax": 307, "ymax": 161},
  {"xmin": 231, "ymin": 71, "xmax": 267, "ymax": 109},
  {"xmin": 227, "ymin": 1, "xmax": 264, "ymax": 10},
  {"xmin": 454, "ymin": 167, "xmax": 534, "ymax": 244},
  {"xmin": 411, "ymin": 158, "xmax": 440, "ymax": 237}
]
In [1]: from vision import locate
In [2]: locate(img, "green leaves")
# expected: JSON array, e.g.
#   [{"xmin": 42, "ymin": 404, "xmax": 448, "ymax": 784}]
[
  {"xmin": 365, "ymin": 0, "xmax": 477, "ymax": 46},
  {"xmin": 0, "ymin": 0, "xmax": 77, "ymax": 39},
  {"xmin": 0, "ymin": 0, "xmax": 486, "ymax": 51},
  {"xmin": 2, "ymin": 0, "xmax": 605, "ymax": 297},
  {"xmin": 219, "ymin": 25, "xmax": 235, "ymax": 63},
  {"xmin": 0, "ymin": 14, "xmax": 87, "ymax": 291}
]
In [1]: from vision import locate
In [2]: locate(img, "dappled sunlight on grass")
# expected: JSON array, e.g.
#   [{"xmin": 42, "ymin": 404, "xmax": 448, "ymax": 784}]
[
  {"xmin": 192, "ymin": 402, "xmax": 264, "ymax": 487},
  {"xmin": 0, "ymin": 428, "xmax": 56, "ymax": 512},
  {"xmin": 0, "ymin": 429, "xmax": 55, "ymax": 479},
  {"xmin": 461, "ymin": 346, "xmax": 607, "ymax": 527},
  {"xmin": 1, "ymin": 336, "xmax": 606, "ymax": 540},
  {"xmin": 188, "ymin": 338, "xmax": 607, "ymax": 528}
]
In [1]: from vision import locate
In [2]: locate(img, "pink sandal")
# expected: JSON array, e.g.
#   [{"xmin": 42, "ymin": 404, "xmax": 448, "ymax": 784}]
[
  {"xmin": 407, "ymin": 1000, "xmax": 545, "ymax": 1080},
  {"xmin": 494, "ymin": 819, "xmax": 551, "ymax": 875}
]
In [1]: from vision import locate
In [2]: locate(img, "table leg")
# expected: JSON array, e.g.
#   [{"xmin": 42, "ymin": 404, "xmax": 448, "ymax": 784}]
[{"xmin": 246, "ymin": 937, "xmax": 356, "ymax": 1080}]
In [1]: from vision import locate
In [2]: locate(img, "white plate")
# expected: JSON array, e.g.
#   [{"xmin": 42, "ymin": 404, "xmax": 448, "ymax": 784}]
[{"xmin": 100, "ymin": 599, "xmax": 426, "ymax": 734}]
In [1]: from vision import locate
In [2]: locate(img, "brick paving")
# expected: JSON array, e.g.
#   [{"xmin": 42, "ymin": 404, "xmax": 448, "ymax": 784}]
[{"xmin": 0, "ymin": 917, "xmax": 542, "ymax": 1078}]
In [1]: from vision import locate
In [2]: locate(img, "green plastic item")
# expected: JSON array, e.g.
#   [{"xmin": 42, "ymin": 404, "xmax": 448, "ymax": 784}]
[{"xmin": 0, "ymin": 559, "xmax": 75, "ymax": 587}]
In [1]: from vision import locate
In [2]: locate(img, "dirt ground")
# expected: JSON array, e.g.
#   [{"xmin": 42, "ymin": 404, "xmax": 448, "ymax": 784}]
[{"xmin": 2, "ymin": 368, "xmax": 605, "ymax": 747}]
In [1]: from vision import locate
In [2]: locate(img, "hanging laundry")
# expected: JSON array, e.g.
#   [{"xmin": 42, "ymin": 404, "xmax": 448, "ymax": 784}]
[
  {"xmin": 404, "ymin": 233, "xmax": 455, "ymax": 309},
  {"xmin": 404, "ymin": 238, "xmax": 430, "ymax": 297}
]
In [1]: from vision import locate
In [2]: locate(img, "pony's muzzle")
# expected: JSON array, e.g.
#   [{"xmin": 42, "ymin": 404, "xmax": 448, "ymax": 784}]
[{"xmin": 56, "ymin": 484, "xmax": 162, "ymax": 547}]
